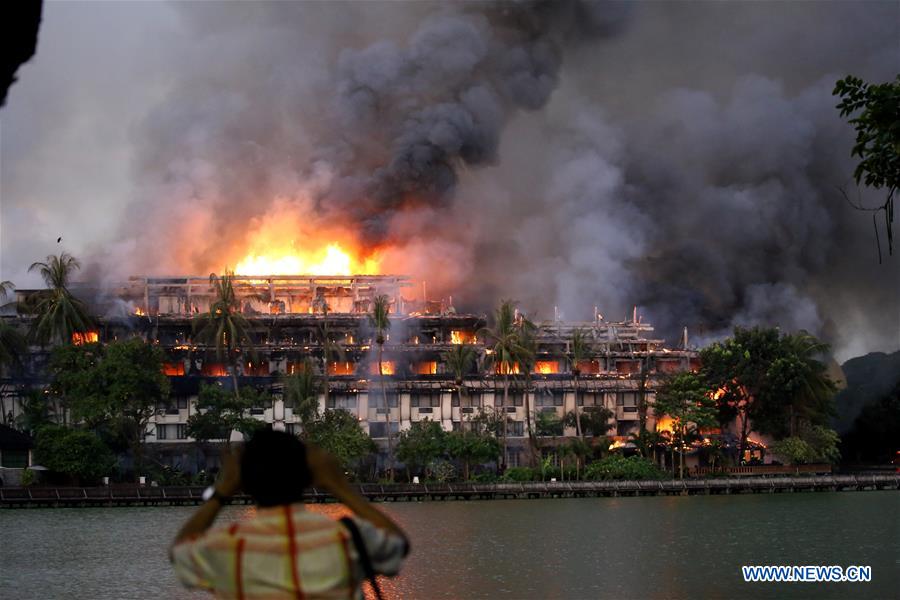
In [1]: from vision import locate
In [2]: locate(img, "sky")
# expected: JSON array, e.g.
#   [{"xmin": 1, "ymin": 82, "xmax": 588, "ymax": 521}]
[{"xmin": 1, "ymin": 1, "xmax": 898, "ymax": 361}]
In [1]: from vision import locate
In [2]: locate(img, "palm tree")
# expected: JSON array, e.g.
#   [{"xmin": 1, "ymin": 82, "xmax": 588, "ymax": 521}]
[
  {"xmin": 443, "ymin": 343, "xmax": 477, "ymax": 425},
  {"xmin": 0, "ymin": 281, "xmax": 26, "ymax": 377},
  {"xmin": 781, "ymin": 331, "xmax": 837, "ymax": 437},
  {"xmin": 369, "ymin": 294, "xmax": 393, "ymax": 480},
  {"xmin": 515, "ymin": 319, "xmax": 540, "ymax": 465},
  {"xmin": 313, "ymin": 299, "xmax": 344, "ymax": 411},
  {"xmin": 282, "ymin": 357, "xmax": 320, "ymax": 433},
  {"xmin": 192, "ymin": 272, "xmax": 257, "ymax": 399},
  {"xmin": 479, "ymin": 300, "xmax": 524, "ymax": 471},
  {"xmin": 27, "ymin": 253, "xmax": 93, "ymax": 345},
  {"xmin": 568, "ymin": 328, "xmax": 593, "ymax": 439}
]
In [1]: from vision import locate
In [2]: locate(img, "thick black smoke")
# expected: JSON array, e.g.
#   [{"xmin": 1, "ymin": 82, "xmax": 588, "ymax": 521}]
[{"xmin": 108, "ymin": 1, "xmax": 897, "ymax": 360}]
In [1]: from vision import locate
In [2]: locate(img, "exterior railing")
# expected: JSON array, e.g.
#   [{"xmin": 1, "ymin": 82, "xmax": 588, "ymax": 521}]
[{"xmin": 692, "ymin": 464, "xmax": 832, "ymax": 476}]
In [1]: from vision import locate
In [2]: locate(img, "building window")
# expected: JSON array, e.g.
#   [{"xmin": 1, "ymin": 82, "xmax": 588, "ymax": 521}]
[
  {"xmin": 176, "ymin": 396, "xmax": 188, "ymax": 410},
  {"xmin": 414, "ymin": 361, "xmax": 437, "ymax": 375},
  {"xmin": 616, "ymin": 392, "xmax": 637, "ymax": 408},
  {"xmin": 452, "ymin": 392, "xmax": 482, "ymax": 408},
  {"xmin": 578, "ymin": 392, "xmax": 603, "ymax": 407},
  {"xmin": 369, "ymin": 392, "xmax": 398, "ymax": 408},
  {"xmin": 176, "ymin": 424, "xmax": 187, "ymax": 439},
  {"xmin": 1, "ymin": 449, "xmax": 28, "ymax": 468},
  {"xmin": 498, "ymin": 393, "xmax": 524, "ymax": 407},
  {"xmin": 411, "ymin": 393, "xmax": 441, "ymax": 408},
  {"xmin": 157, "ymin": 424, "xmax": 168, "ymax": 440},
  {"xmin": 509, "ymin": 421, "xmax": 525, "ymax": 437},
  {"xmin": 369, "ymin": 422, "xmax": 400, "ymax": 438},
  {"xmin": 536, "ymin": 391, "xmax": 564, "ymax": 407},
  {"xmin": 326, "ymin": 394, "xmax": 358, "ymax": 410}
]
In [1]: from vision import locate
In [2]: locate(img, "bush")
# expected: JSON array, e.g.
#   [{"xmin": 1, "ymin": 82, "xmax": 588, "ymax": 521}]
[
  {"xmin": 470, "ymin": 471, "xmax": 498, "ymax": 483},
  {"xmin": 20, "ymin": 468, "xmax": 36, "ymax": 487},
  {"xmin": 34, "ymin": 425, "xmax": 116, "ymax": 484},
  {"xmin": 501, "ymin": 466, "xmax": 536, "ymax": 482},
  {"xmin": 584, "ymin": 455, "xmax": 666, "ymax": 481}
]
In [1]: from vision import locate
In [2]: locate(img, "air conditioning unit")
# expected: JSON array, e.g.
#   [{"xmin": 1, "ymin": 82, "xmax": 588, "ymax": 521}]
[
  {"xmin": 506, "ymin": 407, "xmax": 517, "ymax": 413},
  {"xmin": 460, "ymin": 407, "xmax": 475, "ymax": 414},
  {"xmin": 418, "ymin": 407, "xmax": 433, "ymax": 413}
]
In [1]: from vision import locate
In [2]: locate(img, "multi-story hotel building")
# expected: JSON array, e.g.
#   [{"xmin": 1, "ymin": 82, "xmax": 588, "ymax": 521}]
[{"xmin": 1, "ymin": 275, "xmax": 699, "ymax": 470}]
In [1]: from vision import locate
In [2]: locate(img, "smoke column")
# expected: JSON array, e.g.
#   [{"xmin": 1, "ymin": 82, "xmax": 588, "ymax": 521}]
[{"xmin": 98, "ymin": 1, "xmax": 897, "ymax": 360}]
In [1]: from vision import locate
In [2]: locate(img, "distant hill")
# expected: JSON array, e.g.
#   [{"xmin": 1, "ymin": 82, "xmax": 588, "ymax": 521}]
[{"xmin": 833, "ymin": 350, "xmax": 900, "ymax": 434}]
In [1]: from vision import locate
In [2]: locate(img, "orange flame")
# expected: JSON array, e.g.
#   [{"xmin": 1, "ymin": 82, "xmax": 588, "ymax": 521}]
[
  {"xmin": 72, "ymin": 331, "xmax": 99, "ymax": 345},
  {"xmin": 236, "ymin": 242, "xmax": 381, "ymax": 277}
]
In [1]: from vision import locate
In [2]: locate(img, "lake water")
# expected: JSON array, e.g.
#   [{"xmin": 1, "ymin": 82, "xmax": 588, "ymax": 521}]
[{"xmin": 0, "ymin": 492, "xmax": 897, "ymax": 599}]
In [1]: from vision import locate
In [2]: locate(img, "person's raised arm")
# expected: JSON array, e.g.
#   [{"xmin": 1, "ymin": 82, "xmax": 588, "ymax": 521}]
[
  {"xmin": 170, "ymin": 447, "xmax": 242, "ymax": 553},
  {"xmin": 305, "ymin": 444, "xmax": 409, "ymax": 547}
]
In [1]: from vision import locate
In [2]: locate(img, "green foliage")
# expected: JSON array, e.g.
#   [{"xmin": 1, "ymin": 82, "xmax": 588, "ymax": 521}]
[
  {"xmin": 20, "ymin": 468, "xmax": 36, "ymax": 486},
  {"xmin": 304, "ymin": 409, "xmax": 376, "ymax": 471},
  {"xmin": 584, "ymin": 455, "xmax": 667, "ymax": 481},
  {"xmin": 566, "ymin": 407, "xmax": 613, "ymax": 437},
  {"xmin": 654, "ymin": 372, "xmax": 718, "ymax": 451},
  {"xmin": 427, "ymin": 459, "xmax": 457, "ymax": 483},
  {"xmin": 442, "ymin": 344, "xmax": 476, "ymax": 384},
  {"xmin": 368, "ymin": 294, "xmax": 391, "ymax": 344},
  {"xmin": 701, "ymin": 327, "xmax": 836, "ymax": 450},
  {"xmin": 536, "ymin": 411, "xmax": 564, "ymax": 436},
  {"xmin": 445, "ymin": 428, "xmax": 501, "ymax": 480},
  {"xmin": 192, "ymin": 271, "xmax": 257, "ymax": 367},
  {"xmin": 26, "ymin": 253, "xmax": 94, "ymax": 345},
  {"xmin": 396, "ymin": 418, "xmax": 446, "ymax": 473},
  {"xmin": 501, "ymin": 466, "xmax": 535, "ymax": 482},
  {"xmin": 186, "ymin": 383, "xmax": 263, "ymax": 442},
  {"xmin": 35, "ymin": 425, "xmax": 116, "ymax": 483},
  {"xmin": 772, "ymin": 423, "xmax": 840, "ymax": 465},
  {"xmin": 0, "ymin": 318, "xmax": 26, "ymax": 371},
  {"xmin": 15, "ymin": 390, "xmax": 55, "ymax": 435},
  {"xmin": 833, "ymin": 75, "xmax": 898, "ymax": 256},
  {"xmin": 281, "ymin": 360, "xmax": 320, "ymax": 426},
  {"xmin": 50, "ymin": 338, "xmax": 169, "ymax": 476}
]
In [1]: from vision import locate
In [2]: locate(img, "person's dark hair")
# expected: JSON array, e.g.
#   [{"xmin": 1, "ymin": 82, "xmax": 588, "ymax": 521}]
[{"xmin": 241, "ymin": 428, "xmax": 312, "ymax": 507}]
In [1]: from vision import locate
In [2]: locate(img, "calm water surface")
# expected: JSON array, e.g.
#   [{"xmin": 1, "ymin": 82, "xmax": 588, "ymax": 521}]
[{"xmin": 0, "ymin": 492, "xmax": 897, "ymax": 599}]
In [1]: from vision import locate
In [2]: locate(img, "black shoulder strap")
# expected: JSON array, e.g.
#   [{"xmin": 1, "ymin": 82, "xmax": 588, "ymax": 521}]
[{"xmin": 340, "ymin": 517, "xmax": 384, "ymax": 600}]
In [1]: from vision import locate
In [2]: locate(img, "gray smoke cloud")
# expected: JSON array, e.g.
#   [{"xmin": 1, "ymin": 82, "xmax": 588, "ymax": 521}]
[{"xmin": 2, "ymin": 1, "xmax": 897, "ymax": 362}]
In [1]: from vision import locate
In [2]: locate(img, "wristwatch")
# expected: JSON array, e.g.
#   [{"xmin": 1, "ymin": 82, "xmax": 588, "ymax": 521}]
[{"xmin": 202, "ymin": 486, "xmax": 228, "ymax": 503}]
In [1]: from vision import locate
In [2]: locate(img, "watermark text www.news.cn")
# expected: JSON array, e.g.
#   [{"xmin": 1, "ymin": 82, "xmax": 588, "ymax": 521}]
[{"xmin": 742, "ymin": 565, "xmax": 872, "ymax": 583}]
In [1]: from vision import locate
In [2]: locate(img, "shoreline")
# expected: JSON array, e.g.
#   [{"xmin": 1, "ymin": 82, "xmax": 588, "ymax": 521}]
[{"xmin": 2, "ymin": 474, "xmax": 897, "ymax": 508}]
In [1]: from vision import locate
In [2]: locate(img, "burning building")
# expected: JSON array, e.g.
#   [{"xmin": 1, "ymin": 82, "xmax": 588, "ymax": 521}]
[{"xmin": 2, "ymin": 269, "xmax": 699, "ymax": 471}]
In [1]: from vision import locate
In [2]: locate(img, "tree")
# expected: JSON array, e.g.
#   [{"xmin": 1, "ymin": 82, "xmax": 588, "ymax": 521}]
[
  {"xmin": 192, "ymin": 272, "xmax": 257, "ymax": 400},
  {"xmin": 0, "ymin": 281, "xmax": 26, "ymax": 378},
  {"xmin": 535, "ymin": 410, "xmax": 564, "ymax": 437},
  {"xmin": 566, "ymin": 405, "xmax": 613, "ymax": 438},
  {"xmin": 702, "ymin": 327, "xmax": 837, "ymax": 464},
  {"xmin": 186, "ymin": 383, "xmax": 263, "ymax": 447},
  {"xmin": 368, "ymin": 294, "xmax": 394, "ymax": 480},
  {"xmin": 304, "ymin": 409, "xmax": 376, "ymax": 474},
  {"xmin": 771, "ymin": 423, "xmax": 841, "ymax": 466},
  {"xmin": 34, "ymin": 425, "xmax": 116, "ymax": 484},
  {"xmin": 514, "ymin": 318, "xmax": 540, "ymax": 464},
  {"xmin": 27, "ymin": 253, "xmax": 93, "ymax": 345},
  {"xmin": 51, "ymin": 338, "xmax": 170, "ymax": 479},
  {"xmin": 281, "ymin": 358, "xmax": 320, "ymax": 430},
  {"xmin": 567, "ymin": 328, "xmax": 593, "ymax": 438},
  {"xmin": 395, "ymin": 418, "xmax": 446, "ymax": 479},
  {"xmin": 313, "ymin": 299, "xmax": 344, "ymax": 411},
  {"xmin": 479, "ymin": 300, "xmax": 525, "ymax": 471},
  {"xmin": 653, "ymin": 372, "xmax": 718, "ymax": 478},
  {"xmin": 761, "ymin": 332, "xmax": 837, "ymax": 438},
  {"xmin": 14, "ymin": 389, "xmax": 56, "ymax": 434},
  {"xmin": 833, "ymin": 75, "xmax": 899, "ymax": 260},
  {"xmin": 443, "ymin": 343, "xmax": 476, "ymax": 410},
  {"xmin": 445, "ymin": 429, "xmax": 501, "ymax": 480}
]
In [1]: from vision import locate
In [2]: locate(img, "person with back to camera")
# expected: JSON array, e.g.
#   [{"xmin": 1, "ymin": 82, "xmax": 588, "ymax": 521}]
[{"xmin": 170, "ymin": 428, "xmax": 409, "ymax": 599}]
